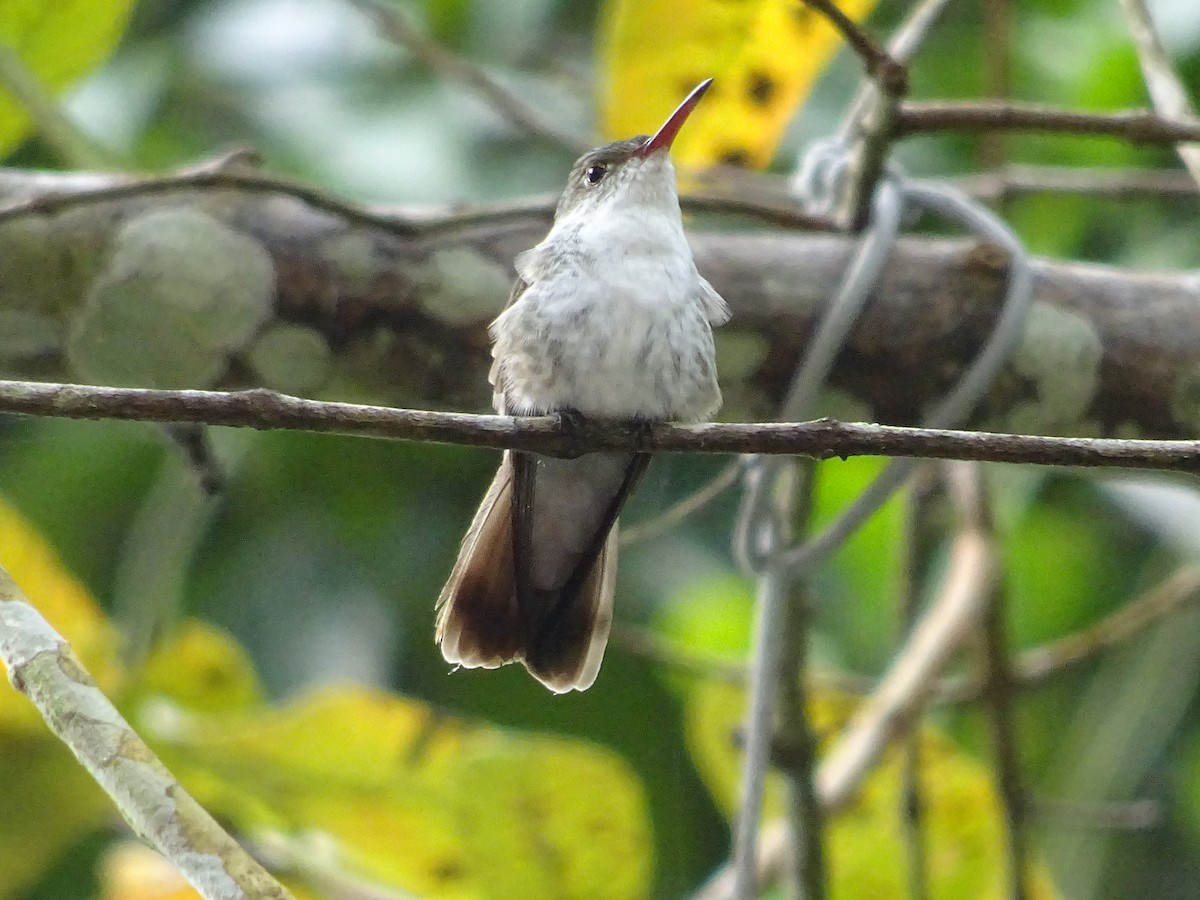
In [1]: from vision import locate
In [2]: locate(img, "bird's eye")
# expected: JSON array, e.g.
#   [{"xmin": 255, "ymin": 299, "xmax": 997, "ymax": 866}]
[{"xmin": 584, "ymin": 164, "xmax": 607, "ymax": 185}]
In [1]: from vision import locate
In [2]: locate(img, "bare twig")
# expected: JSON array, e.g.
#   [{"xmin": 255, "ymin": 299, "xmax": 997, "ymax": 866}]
[
  {"xmin": 883, "ymin": 0, "xmax": 956, "ymax": 64},
  {"xmin": 346, "ymin": 0, "xmax": 589, "ymax": 154},
  {"xmin": 0, "ymin": 166, "xmax": 427, "ymax": 236},
  {"xmin": 817, "ymin": 516, "xmax": 996, "ymax": 813},
  {"xmin": 979, "ymin": 0, "xmax": 1013, "ymax": 175},
  {"xmin": 0, "ymin": 42, "xmax": 117, "ymax": 169},
  {"xmin": 833, "ymin": 0, "xmax": 950, "ymax": 229},
  {"xmin": 1031, "ymin": 796, "xmax": 1161, "ymax": 831},
  {"xmin": 896, "ymin": 101, "xmax": 1200, "ymax": 145},
  {"xmin": 699, "ymin": 492, "xmax": 998, "ymax": 899},
  {"xmin": 3, "ymin": 380, "xmax": 1200, "ymax": 472},
  {"xmin": 773, "ymin": 464, "xmax": 826, "ymax": 900},
  {"xmin": 0, "ymin": 160, "xmax": 832, "ymax": 237},
  {"xmin": 799, "ymin": 0, "xmax": 906, "ymax": 94},
  {"xmin": 621, "ymin": 567, "xmax": 1200, "ymax": 704},
  {"xmin": 950, "ymin": 165, "xmax": 1199, "ymax": 203},
  {"xmin": 1118, "ymin": 0, "xmax": 1200, "ymax": 185},
  {"xmin": 0, "ymin": 568, "xmax": 294, "ymax": 900},
  {"xmin": 898, "ymin": 469, "xmax": 941, "ymax": 900},
  {"xmin": 948, "ymin": 462, "xmax": 1029, "ymax": 900},
  {"xmin": 619, "ymin": 460, "xmax": 741, "ymax": 546},
  {"xmin": 945, "ymin": 565, "xmax": 1200, "ymax": 700}
]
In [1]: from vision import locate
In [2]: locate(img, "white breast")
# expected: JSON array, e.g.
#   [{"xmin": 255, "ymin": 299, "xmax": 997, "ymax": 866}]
[{"xmin": 491, "ymin": 207, "xmax": 723, "ymax": 422}]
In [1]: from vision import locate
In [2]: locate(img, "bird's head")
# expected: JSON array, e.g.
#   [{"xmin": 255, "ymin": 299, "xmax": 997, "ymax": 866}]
[{"xmin": 554, "ymin": 78, "xmax": 712, "ymax": 222}]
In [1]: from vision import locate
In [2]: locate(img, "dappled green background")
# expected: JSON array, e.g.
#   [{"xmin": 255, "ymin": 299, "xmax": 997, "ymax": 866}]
[{"xmin": 3, "ymin": 0, "xmax": 1200, "ymax": 897}]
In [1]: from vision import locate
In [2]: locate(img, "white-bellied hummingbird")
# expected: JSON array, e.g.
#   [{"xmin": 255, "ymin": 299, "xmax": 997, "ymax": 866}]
[{"xmin": 436, "ymin": 79, "xmax": 728, "ymax": 692}]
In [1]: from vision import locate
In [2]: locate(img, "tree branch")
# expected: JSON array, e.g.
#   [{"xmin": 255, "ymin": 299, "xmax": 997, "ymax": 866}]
[
  {"xmin": 896, "ymin": 101, "xmax": 1200, "ymax": 144},
  {"xmin": 950, "ymin": 165, "xmax": 1198, "ymax": 203},
  {"xmin": 2, "ymin": 380, "xmax": 1199, "ymax": 471},
  {"xmin": 0, "ymin": 568, "xmax": 293, "ymax": 900},
  {"xmin": 346, "ymin": 0, "xmax": 590, "ymax": 154},
  {"xmin": 699, "ymin": 497, "xmax": 997, "ymax": 899},
  {"xmin": 1118, "ymin": 0, "xmax": 1200, "ymax": 185}
]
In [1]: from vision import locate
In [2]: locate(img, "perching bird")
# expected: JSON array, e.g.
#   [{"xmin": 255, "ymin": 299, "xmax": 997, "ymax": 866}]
[{"xmin": 436, "ymin": 79, "xmax": 728, "ymax": 692}]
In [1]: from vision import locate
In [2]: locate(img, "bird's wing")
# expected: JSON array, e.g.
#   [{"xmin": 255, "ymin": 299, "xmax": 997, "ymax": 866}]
[{"xmin": 488, "ymin": 275, "xmax": 529, "ymax": 415}]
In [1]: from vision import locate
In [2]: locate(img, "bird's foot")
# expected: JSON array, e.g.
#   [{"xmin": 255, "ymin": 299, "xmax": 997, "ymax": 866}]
[{"xmin": 556, "ymin": 407, "xmax": 589, "ymax": 435}]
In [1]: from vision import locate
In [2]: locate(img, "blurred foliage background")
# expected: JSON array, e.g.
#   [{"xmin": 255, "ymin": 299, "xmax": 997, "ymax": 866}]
[{"xmin": 3, "ymin": 0, "xmax": 1200, "ymax": 898}]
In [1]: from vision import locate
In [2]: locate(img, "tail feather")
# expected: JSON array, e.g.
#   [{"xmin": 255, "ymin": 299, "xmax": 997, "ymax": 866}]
[
  {"xmin": 525, "ymin": 526, "xmax": 618, "ymax": 693},
  {"xmin": 435, "ymin": 456, "xmax": 524, "ymax": 668},
  {"xmin": 436, "ymin": 451, "xmax": 637, "ymax": 692}
]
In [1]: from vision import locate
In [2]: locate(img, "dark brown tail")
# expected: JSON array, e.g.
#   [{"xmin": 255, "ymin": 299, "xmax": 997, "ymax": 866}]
[{"xmin": 435, "ymin": 453, "xmax": 617, "ymax": 693}]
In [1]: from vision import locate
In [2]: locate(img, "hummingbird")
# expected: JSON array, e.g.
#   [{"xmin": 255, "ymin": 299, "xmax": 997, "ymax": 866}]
[{"xmin": 435, "ymin": 79, "xmax": 728, "ymax": 693}]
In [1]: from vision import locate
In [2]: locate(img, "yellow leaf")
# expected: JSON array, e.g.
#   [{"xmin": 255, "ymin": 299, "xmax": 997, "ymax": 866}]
[
  {"xmin": 141, "ymin": 684, "xmax": 651, "ymax": 900},
  {"xmin": 0, "ymin": 0, "xmax": 135, "ymax": 157},
  {"xmin": 136, "ymin": 619, "xmax": 263, "ymax": 714},
  {"xmin": 599, "ymin": 0, "xmax": 879, "ymax": 170},
  {"xmin": 141, "ymin": 685, "xmax": 476, "ymax": 898},
  {"xmin": 686, "ymin": 681, "xmax": 1062, "ymax": 899},
  {"xmin": 0, "ymin": 494, "xmax": 120, "ymax": 730},
  {"xmin": 454, "ymin": 737, "xmax": 652, "ymax": 900},
  {"xmin": 98, "ymin": 843, "xmax": 321, "ymax": 900},
  {"xmin": 99, "ymin": 844, "xmax": 199, "ymax": 900}
]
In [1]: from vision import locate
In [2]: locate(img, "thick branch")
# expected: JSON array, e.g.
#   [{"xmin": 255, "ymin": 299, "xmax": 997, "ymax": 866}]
[
  {"xmin": 1, "ymin": 380, "xmax": 1199, "ymax": 472},
  {"xmin": 1, "ymin": 168, "xmax": 1199, "ymax": 437}
]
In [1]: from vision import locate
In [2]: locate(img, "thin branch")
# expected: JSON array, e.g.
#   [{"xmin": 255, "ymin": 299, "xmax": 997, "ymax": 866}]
[
  {"xmin": 773, "ymin": 464, "xmax": 826, "ymax": 900},
  {"xmin": 3, "ymin": 380, "xmax": 1200, "ymax": 472},
  {"xmin": 0, "ymin": 42, "xmax": 117, "ymax": 169},
  {"xmin": 832, "ymin": 0, "xmax": 948, "ymax": 229},
  {"xmin": 817, "ymin": 518, "xmax": 996, "ymax": 813},
  {"xmin": 947, "ymin": 462, "xmax": 1029, "ymax": 900},
  {"xmin": 346, "ymin": 0, "xmax": 589, "ymax": 155},
  {"xmin": 896, "ymin": 100, "xmax": 1200, "ymax": 144},
  {"xmin": 0, "ymin": 165, "xmax": 427, "ymax": 237},
  {"xmin": 979, "ymin": 0, "xmax": 1013, "ymax": 174},
  {"xmin": 897, "ymin": 468, "xmax": 941, "ymax": 900},
  {"xmin": 1030, "ymin": 795, "xmax": 1161, "ymax": 831},
  {"xmin": 619, "ymin": 460, "xmax": 741, "ymax": 546},
  {"xmin": 699, "ymin": 503, "xmax": 997, "ymax": 900},
  {"xmin": 0, "ymin": 568, "xmax": 294, "ymax": 900},
  {"xmin": 884, "ymin": 0, "xmax": 956, "ymax": 64},
  {"xmin": 950, "ymin": 164, "xmax": 1199, "ymax": 203},
  {"xmin": 0, "ymin": 159, "xmax": 831, "ymax": 237},
  {"xmin": 621, "ymin": 567, "xmax": 1200, "ymax": 706},
  {"xmin": 1118, "ymin": 0, "xmax": 1200, "ymax": 185},
  {"xmin": 799, "ymin": 0, "xmax": 906, "ymax": 93},
  {"xmin": 942, "ymin": 564, "xmax": 1200, "ymax": 701}
]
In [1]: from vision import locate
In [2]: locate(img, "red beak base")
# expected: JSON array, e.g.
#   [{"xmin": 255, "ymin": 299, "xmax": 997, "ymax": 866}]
[{"xmin": 636, "ymin": 78, "xmax": 713, "ymax": 157}]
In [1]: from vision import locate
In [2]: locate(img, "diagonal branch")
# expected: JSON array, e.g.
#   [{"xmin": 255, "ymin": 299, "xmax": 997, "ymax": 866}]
[
  {"xmin": 1118, "ymin": 0, "xmax": 1200, "ymax": 185},
  {"xmin": 0, "ymin": 568, "xmax": 294, "ymax": 900},
  {"xmin": 346, "ymin": 0, "xmax": 590, "ymax": 154}
]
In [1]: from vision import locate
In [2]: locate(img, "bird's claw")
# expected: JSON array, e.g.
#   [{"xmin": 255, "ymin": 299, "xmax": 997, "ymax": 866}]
[{"xmin": 556, "ymin": 408, "xmax": 589, "ymax": 435}]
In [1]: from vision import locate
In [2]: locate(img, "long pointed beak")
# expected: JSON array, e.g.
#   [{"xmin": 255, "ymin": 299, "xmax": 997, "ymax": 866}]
[{"xmin": 635, "ymin": 78, "xmax": 713, "ymax": 157}]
